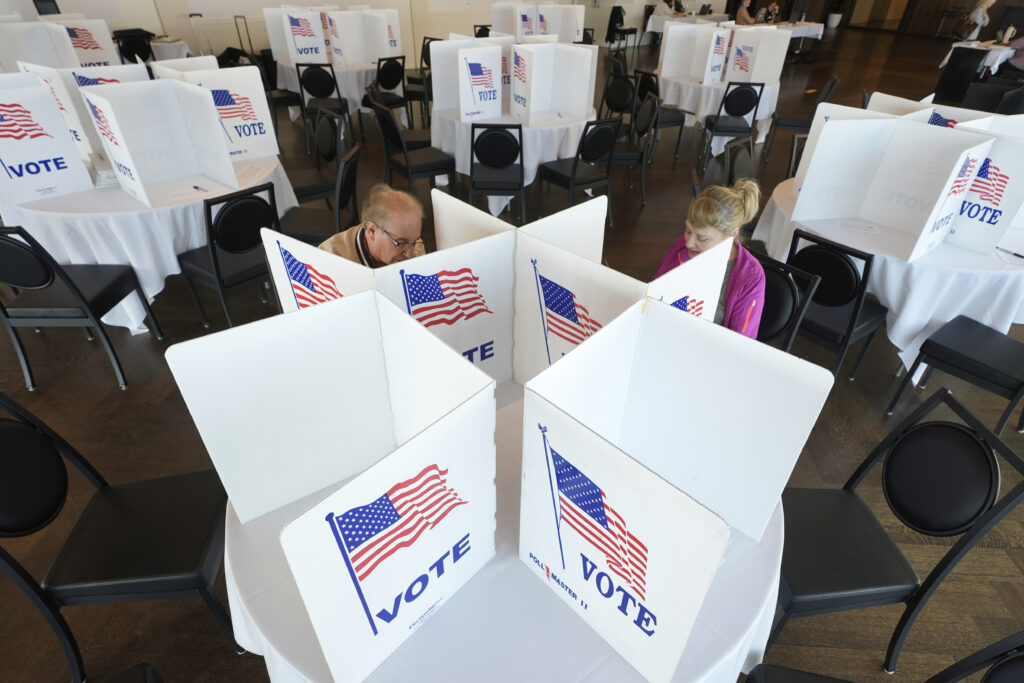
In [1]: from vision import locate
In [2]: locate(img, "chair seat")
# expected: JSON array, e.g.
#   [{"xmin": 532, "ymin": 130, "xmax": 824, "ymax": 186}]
[
  {"xmin": 281, "ymin": 206, "xmax": 337, "ymax": 245},
  {"xmin": 405, "ymin": 83, "xmax": 426, "ymax": 102},
  {"xmin": 392, "ymin": 147, "xmax": 454, "ymax": 174},
  {"xmin": 304, "ymin": 97, "xmax": 342, "ymax": 115},
  {"xmin": 288, "ymin": 167, "xmax": 335, "ymax": 203},
  {"xmin": 43, "ymin": 470, "xmax": 226, "ymax": 602},
  {"xmin": 782, "ymin": 488, "xmax": 919, "ymax": 613},
  {"xmin": 615, "ymin": 27, "xmax": 638, "ymax": 36},
  {"xmin": 178, "ymin": 245, "xmax": 268, "ymax": 289},
  {"xmin": 269, "ymin": 89, "xmax": 301, "ymax": 106},
  {"xmin": 611, "ymin": 142, "xmax": 643, "ymax": 164},
  {"xmin": 705, "ymin": 114, "xmax": 753, "ymax": 135},
  {"xmin": 658, "ymin": 106, "xmax": 688, "ymax": 127},
  {"xmin": 470, "ymin": 163, "xmax": 524, "ymax": 191},
  {"xmin": 378, "ymin": 91, "xmax": 405, "ymax": 109},
  {"xmin": 775, "ymin": 117, "xmax": 811, "ymax": 133},
  {"xmin": 538, "ymin": 158, "xmax": 606, "ymax": 185},
  {"xmin": 402, "ymin": 128, "xmax": 432, "ymax": 150},
  {"xmin": 406, "ymin": 68, "xmax": 427, "ymax": 85},
  {"xmin": 921, "ymin": 315, "xmax": 1024, "ymax": 390},
  {"xmin": 6, "ymin": 265, "xmax": 136, "ymax": 319},
  {"xmin": 801, "ymin": 297, "xmax": 887, "ymax": 346}
]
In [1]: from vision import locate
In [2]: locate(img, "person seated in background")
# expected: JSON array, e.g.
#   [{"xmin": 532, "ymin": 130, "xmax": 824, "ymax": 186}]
[
  {"xmin": 654, "ymin": 180, "xmax": 766, "ymax": 339},
  {"xmin": 998, "ymin": 32, "xmax": 1024, "ymax": 77},
  {"xmin": 654, "ymin": 0, "xmax": 684, "ymax": 17},
  {"xmin": 967, "ymin": 0, "xmax": 995, "ymax": 41},
  {"xmin": 318, "ymin": 183, "xmax": 425, "ymax": 267},
  {"xmin": 736, "ymin": 0, "xmax": 757, "ymax": 25}
]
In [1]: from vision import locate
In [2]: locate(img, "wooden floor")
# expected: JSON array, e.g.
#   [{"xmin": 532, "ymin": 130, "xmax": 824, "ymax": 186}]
[{"xmin": 2, "ymin": 28, "xmax": 1023, "ymax": 683}]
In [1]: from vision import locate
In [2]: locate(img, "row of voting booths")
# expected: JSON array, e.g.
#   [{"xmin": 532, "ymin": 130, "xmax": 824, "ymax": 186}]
[
  {"xmin": 263, "ymin": 5, "xmax": 403, "ymax": 68},
  {"xmin": 0, "ymin": 16, "xmax": 122, "ymax": 73},
  {"xmin": 490, "ymin": 3, "xmax": 585, "ymax": 43},
  {"xmin": 658, "ymin": 21, "xmax": 791, "ymax": 86},
  {"xmin": 0, "ymin": 55, "xmax": 279, "ymax": 210},
  {"xmin": 165, "ymin": 190, "xmax": 836, "ymax": 682},
  {"xmin": 789, "ymin": 92, "xmax": 1024, "ymax": 261}
]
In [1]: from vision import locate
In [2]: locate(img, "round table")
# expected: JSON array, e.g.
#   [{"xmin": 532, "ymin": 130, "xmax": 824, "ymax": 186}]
[
  {"xmin": 430, "ymin": 107, "xmax": 595, "ymax": 215},
  {"xmin": 660, "ymin": 78, "xmax": 780, "ymax": 157},
  {"xmin": 0, "ymin": 158, "xmax": 297, "ymax": 333},
  {"xmin": 151, "ymin": 40, "xmax": 190, "ymax": 61},
  {"xmin": 752, "ymin": 178, "xmax": 1024, "ymax": 369},
  {"xmin": 277, "ymin": 61, "xmax": 379, "ymax": 117},
  {"xmin": 224, "ymin": 382, "xmax": 784, "ymax": 683},
  {"xmin": 941, "ymin": 41, "xmax": 1016, "ymax": 76}
]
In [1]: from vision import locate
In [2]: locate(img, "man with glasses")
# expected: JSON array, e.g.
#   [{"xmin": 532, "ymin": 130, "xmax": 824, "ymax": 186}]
[{"xmin": 318, "ymin": 183, "xmax": 425, "ymax": 266}]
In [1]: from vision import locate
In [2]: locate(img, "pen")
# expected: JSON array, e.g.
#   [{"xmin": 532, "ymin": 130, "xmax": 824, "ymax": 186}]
[
  {"xmin": 997, "ymin": 246, "xmax": 1024, "ymax": 259},
  {"xmin": 193, "ymin": 184, "xmax": 208, "ymax": 192},
  {"xmin": 741, "ymin": 299, "xmax": 757, "ymax": 334}
]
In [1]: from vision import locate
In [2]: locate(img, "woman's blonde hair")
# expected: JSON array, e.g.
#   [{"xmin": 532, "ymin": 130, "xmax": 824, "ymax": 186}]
[
  {"xmin": 977, "ymin": 0, "xmax": 996, "ymax": 9},
  {"xmin": 687, "ymin": 179, "xmax": 761, "ymax": 236}
]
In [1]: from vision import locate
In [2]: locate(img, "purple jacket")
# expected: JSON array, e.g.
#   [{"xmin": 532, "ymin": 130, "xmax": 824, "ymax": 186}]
[{"xmin": 654, "ymin": 240, "xmax": 766, "ymax": 339}]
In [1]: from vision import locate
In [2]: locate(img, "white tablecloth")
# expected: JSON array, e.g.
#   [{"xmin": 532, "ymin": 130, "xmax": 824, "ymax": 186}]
[
  {"xmin": 431, "ymin": 107, "xmax": 595, "ymax": 216},
  {"xmin": 224, "ymin": 382, "xmax": 784, "ymax": 683},
  {"xmin": 0, "ymin": 158, "xmax": 298, "ymax": 333},
  {"xmin": 774, "ymin": 22, "xmax": 825, "ymax": 40},
  {"xmin": 647, "ymin": 15, "xmax": 732, "ymax": 32},
  {"xmin": 661, "ymin": 78, "xmax": 780, "ymax": 156},
  {"xmin": 940, "ymin": 41, "xmax": 1016, "ymax": 75},
  {"xmin": 277, "ymin": 61, "xmax": 378, "ymax": 116},
  {"xmin": 752, "ymin": 178, "xmax": 1024, "ymax": 369},
  {"xmin": 151, "ymin": 40, "xmax": 190, "ymax": 61}
]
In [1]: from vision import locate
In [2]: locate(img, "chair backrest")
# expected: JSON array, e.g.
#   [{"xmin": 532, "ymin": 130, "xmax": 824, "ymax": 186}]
[
  {"xmin": 719, "ymin": 81, "xmax": 764, "ymax": 120},
  {"xmin": 315, "ymin": 109, "xmax": 341, "ymax": 164},
  {"xmin": 0, "ymin": 227, "xmax": 99, "ymax": 320},
  {"xmin": 600, "ymin": 73, "xmax": 637, "ymax": 118},
  {"xmin": 118, "ymin": 36, "xmax": 152, "ymax": 63},
  {"xmin": 610, "ymin": 49, "xmax": 628, "ymax": 76},
  {"xmin": 605, "ymin": 7, "xmax": 625, "ymax": 42},
  {"xmin": 377, "ymin": 56, "xmax": 406, "ymax": 92},
  {"xmin": 961, "ymin": 82, "xmax": 1014, "ymax": 113},
  {"xmin": 634, "ymin": 69, "xmax": 659, "ymax": 100},
  {"xmin": 813, "ymin": 74, "xmax": 841, "ymax": 112},
  {"xmin": 297, "ymin": 63, "xmax": 338, "ymax": 101},
  {"xmin": 581, "ymin": 27, "xmax": 595, "ymax": 44},
  {"xmin": 750, "ymin": 250, "xmax": 821, "ymax": 351},
  {"xmin": 725, "ymin": 136, "xmax": 753, "ymax": 183},
  {"xmin": 924, "ymin": 631, "xmax": 1024, "ymax": 682},
  {"xmin": 934, "ymin": 47, "xmax": 987, "ymax": 105},
  {"xmin": 612, "ymin": 5, "xmax": 626, "ymax": 28},
  {"xmin": 862, "ymin": 88, "xmax": 869, "ymax": 109},
  {"xmin": 700, "ymin": 4, "xmax": 712, "ymax": 14},
  {"xmin": 474, "ymin": 24, "xmax": 491, "ymax": 38},
  {"xmin": 571, "ymin": 117, "xmax": 621, "ymax": 179},
  {"xmin": 643, "ymin": 4, "xmax": 656, "ymax": 26},
  {"xmin": 420, "ymin": 36, "xmax": 440, "ymax": 70},
  {"xmin": 633, "ymin": 93, "xmax": 659, "ymax": 140},
  {"xmin": 472, "ymin": 123, "xmax": 523, "ymax": 170},
  {"xmin": 203, "ymin": 183, "xmax": 280, "ymax": 285},
  {"xmin": 372, "ymin": 102, "xmax": 407, "ymax": 157},
  {"xmin": 997, "ymin": 87, "xmax": 1024, "ymax": 115},
  {"xmin": 334, "ymin": 144, "xmax": 362, "ymax": 234}
]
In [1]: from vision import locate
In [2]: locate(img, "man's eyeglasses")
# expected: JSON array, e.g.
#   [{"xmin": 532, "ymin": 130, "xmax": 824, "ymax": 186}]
[{"xmin": 372, "ymin": 222, "xmax": 423, "ymax": 250}]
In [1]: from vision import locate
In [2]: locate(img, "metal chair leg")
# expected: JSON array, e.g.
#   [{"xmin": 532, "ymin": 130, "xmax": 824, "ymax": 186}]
[
  {"xmin": 2, "ymin": 320, "xmax": 35, "ymax": 390},
  {"xmin": 217, "ymin": 289, "xmax": 236, "ymax": 328},
  {"xmin": 183, "ymin": 275, "xmax": 211, "ymax": 329},
  {"xmin": 134, "ymin": 284, "xmax": 163, "ymax": 340},
  {"xmin": 886, "ymin": 354, "xmax": 924, "ymax": 416},
  {"xmin": 198, "ymin": 584, "xmax": 245, "ymax": 654},
  {"xmin": 92, "ymin": 320, "xmax": 127, "ymax": 389}
]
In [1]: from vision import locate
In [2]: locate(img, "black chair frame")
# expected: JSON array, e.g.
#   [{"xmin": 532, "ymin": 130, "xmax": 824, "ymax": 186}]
[
  {"xmin": 763, "ymin": 74, "xmax": 839, "ymax": 161},
  {"xmin": 284, "ymin": 140, "xmax": 362, "ymax": 246},
  {"xmin": 372, "ymin": 102, "xmax": 455, "ymax": 191},
  {"xmin": 750, "ymin": 249, "xmax": 821, "ymax": 352},
  {"xmin": 0, "ymin": 226, "xmax": 162, "ymax": 391},
  {"xmin": 925, "ymin": 630, "xmax": 1024, "ymax": 682},
  {"xmin": 611, "ymin": 94, "xmax": 660, "ymax": 205},
  {"xmin": 699, "ymin": 81, "xmax": 765, "ymax": 174},
  {"xmin": 771, "ymin": 388, "xmax": 1024, "ymax": 674},
  {"xmin": 469, "ymin": 123, "xmax": 526, "ymax": 223},
  {"xmin": 537, "ymin": 117, "xmax": 622, "ymax": 220},
  {"xmin": 295, "ymin": 62, "xmax": 344, "ymax": 155},
  {"xmin": 635, "ymin": 69, "xmax": 694, "ymax": 161}
]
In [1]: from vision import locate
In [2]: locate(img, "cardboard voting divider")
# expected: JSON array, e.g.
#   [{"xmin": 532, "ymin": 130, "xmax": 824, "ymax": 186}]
[
  {"xmin": 281, "ymin": 9, "xmax": 328, "ymax": 65},
  {"xmin": 520, "ymin": 297, "xmax": 833, "ymax": 680},
  {"xmin": 518, "ymin": 194, "xmax": 606, "ymax": 263},
  {"xmin": 0, "ymin": 0, "xmax": 36, "ymax": 20},
  {"xmin": 80, "ymin": 79, "xmax": 239, "ymax": 207},
  {"xmin": 364, "ymin": 9, "xmax": 402, "ymax": 57},
  {"xmin": 793, "ymin": 117, "xmax": 994, "ymax": 261},
  {"xmin": 431, "ymin": 187, "xmax": 515, "ymax": 250},
  {"xmin": 725, "ymin": 27, "xmax": 790, "ymax": 84},
  {"xmin": 0, "ymin": 22, "xmax": 79, "ymax": 73},
  {"xmin": 792, "ymin": 103, "xmax": 893, "ymax": 197},
  {"xmin": 658, "ymin": 23, "xmax": 730, "ymax": 85},
  {"xmin": 48, "ymin": 19, "xmax": 119, "ymax": 68},
  {"xmin": 150, "ymin": 55, "xmax": 219, "ymax": 80},
  {"xmin": 457, "ymin": 45, "xmax": 501, "ymax": 121},
  {"xmin": 430, "ymin": 38, "xmax": 481, "ymax": 112},
  {"xmin": 327, "ymin": 10, "xmax": 364, "ymax": 65},
  {"xmin": 326, "ymin": 9, "xmax": 401, "ymax": 66},
  {"xmin": 0, "ymin": 72, "xmax": 41, "ymax": 89},
  {"xmin": 179, "ymin": 66, "xmax": 279, "ymax": 160},
  {"xmin": 0, "ymin": 84, "xmax": 93, "ymax": 208},
  {"xmin": 263, "ymin": 8, "xmax": 291, "ymax": 67},
  {"xmin": 511, "ymin": 43, "xmax": 594, "ymax": 125},
  {"xmin": 536, "ymin": 4, "xmax": 584, "ymax": 42},
  {"xmin": 646, "ymin": 237, "xmax": 732, "ymax": 323}
]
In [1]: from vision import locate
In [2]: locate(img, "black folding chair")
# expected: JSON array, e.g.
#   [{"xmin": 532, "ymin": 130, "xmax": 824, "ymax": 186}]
[
  {"xmin": 611, "ymin": 94, "xmax": 659, "ymax": 205},
  {"xmin": 375, "ymin": 56, "xmax": 410, "ymax": 124},
  {"xmin": 0, "ymin": 227, "xmax": 162, "ymax": 391},
  {"xmin": 610, "ymin": 49, "xmax": 629, "ymax": 76},
  {"xmin": 771, "ymin": 389, "xmax": 1024, "ymax": 674},
  {"xmin": 177, "ymin": 182, "xmax": 281, "ymax": 328},
  {"xmin": 283, "ymin": 143, "xmax": 362, "ymax": 246},
  {"xmin": 786, "ymin": 228, "xmax": 888, "ymax": 379},
  {"xmin": 295, "ymin": 62, "xmax": 344, "ymax": 155},
  {"xmin": 606, "ymin": 5, "xmax": 638, "ymax": 54},
  {"xmin": 763, "ymin": 74, "xmax": 839, "ymax": 161},
  {"xmin": 749, "ymin": 250, "xmax": 820, "ymax": 353},
  {"xmin": 699, "ymin": 81, "xmax": 765, "ymax": 173},
  {"xmin": 113, "ymin": 29, "xmax": 154, "ymax": 63},
  {"xmin": 372, "ymin": 102, "xmax": 455, "ymax": 191},
  {"xmin": 287, "ymin": 105, "xmax": 353, "ymax": 208},
  {"xmin": 960, "ymin": 81, "xmax": 1016, "ymax": 112},
  {"xmin": 407, "ymin": 36, "xmax": 439, "ymax": 86},
  {"xmin": 925, "ymin": 630, "xmax": 1024, "ymax": 682},
  {"xmin": 934, "ymin": 47, "xmax": 987, "ymax": 105},
  {"xmin": 998, "ymin": 87, "xmax": 1024, "ymax": 114},
  {"xmin": 469, "ymin": 123, "xmax": 526, "ymax": 223},
  {"xmin": 578, "ymin": 27, "xmax": 596, "ymax": 45},
  {"xmin": 254, "ymin": 51, "xmax": 301, "ymax": 142},
  {"xmin": 598, "ymin": 73, "xmax": 638, "ymax": 136},
  {"xmin": 635, "ymin": 69, "xmax": 693, "ymax": 161},
  {"xmin": 0, "ymin": 391, "xmax": 236, "ymax": 683},
  {"xmin": 474, "ymin": 24, "xmax": 491, "ymax": 38},
  {"xmin": 537, "ymin": 117, "xmax": 621, "ymax": 218}
]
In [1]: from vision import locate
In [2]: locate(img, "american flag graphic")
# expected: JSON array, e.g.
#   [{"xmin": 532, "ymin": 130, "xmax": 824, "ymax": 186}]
[
  {"xmin": 74, "ymin": 73, "xmax": 119, "ymax": 86},
  {"xmin": 969, "ymin": 157, "xmax": 1010, "ymax": 206},
  {"xmin": 329, "ymin": 17, "xmax": 340, "ymax": 39},
  {"xmin": 66, "ymin": 26, "xmax": 102, "ymax": 50},
  {"xmin": 551, "ymin": 448, "xmax": 649, "ymax": 600},
  {"xmin": 502, "ymin": 55, "xmax": 509, "ymax": 77},
  {"xmin": 335, "ymin": 464, "xmax": 467, "ymax": 581},
  {"xmin": 521, "ymin": 12, "xmax": 533, "ymax": 31},
  {"xmin": 41, "ymin": 79, "xmax": 67, "ymax": 113},
  {"xmin": 404, "ymin": 268, "xmax": 492, "ymax": 327},
  {"xmin": 948, "ymin": 156, "xmax": 977, "ymax": 196},
  {"xmin": 0, "ymin": 103, "xmax": 50, "ymax": 140},
  {"xmin": 671, "ymin": 295, "xmax": 705, "ymax": 317},
  {"xmin": 211, "ymin": 89, "xmax": 258, "ymax": 122},
  {"xmin": 713, "ymin": 35, "xmax": 725, "ymax": 55},
  {"xmin": 928, "ymin": 111, "xmax": 957, "ymax": 128},
  {"xmin": 539, "ymin": 274, "xmax": 601, "ymax": 346},
  {"xmin": 468, "ymin": 61, "xmax": 494, "ymax": 89},
  {"xmin": 539, "ymin": 13, "xmax": 547, "ymax": 32},
  {"xmin": 387, "ymin": 25, "xmax": 396, "ymax": 41},
  {"xmin": 289, "ymin": 15, "xmax": 315, "ymax": 38},
  {"xmin": 280, "ymin": 246, "xmax": 341, "ymax": 308},
  {"xmin": 734, "ymin": 46, "xmax": 751, "ymax": 72},
  {"xmin": 88, "ymin": 101, "xmax": 117, "ymax": 146},
  {"xmin": 514, "ymin": 52, "xmax": 527, "ymax": 83}
]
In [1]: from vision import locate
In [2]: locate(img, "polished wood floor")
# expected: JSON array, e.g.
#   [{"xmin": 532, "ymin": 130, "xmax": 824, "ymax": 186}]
[{"xmin": 2, "ymin": 29, "xmax": 1023, "ymax": 683}]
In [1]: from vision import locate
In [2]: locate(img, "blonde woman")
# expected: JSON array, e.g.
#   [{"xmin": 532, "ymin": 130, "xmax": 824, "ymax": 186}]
[
  {"xmin": 654, "ymin": 180, "xmax": 765, "ymax": 338},
  {"xmin": 968, "ymin": 0, "xmax": 995, "ymax": 40}
]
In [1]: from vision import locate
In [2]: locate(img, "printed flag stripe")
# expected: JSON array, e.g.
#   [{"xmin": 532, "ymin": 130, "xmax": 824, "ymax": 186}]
[
  {"xmin": 948, "ymin": 157, "xmax": 976, "ymax": 196},
  {"xmin": 289, "ymin": 16, "xmax": 315, "ymax": 37},
  {"xmin": 970, "ymin": 158, "xmax": 1010, "ymax": 206},
  {"xmin": 407, "ymin": 267, "xmax": 492, "ymax": 327},
  {"xmin": 280, "ymin": 246, "xmax": 342, "ymax": 308},
  {"xmin": 559, "ymin": 496, "xmax": 648, "ymax": 599},
  {"xmin": 212, "ymin": 89, "xmax": 259, "ymax": 122},
  {"xmin": 67, "ymin": 27, "xmax": 102, "ymax": 50},
  {"xmin": 0, "ymin": 103, "xmax": 50, "ymax": 140}
]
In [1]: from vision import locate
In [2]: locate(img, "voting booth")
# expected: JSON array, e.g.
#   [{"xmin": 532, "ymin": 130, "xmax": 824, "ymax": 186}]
[
  {"xmin": 658, "ymin": 23, "xmax": 731, "ymax": 86},
  {"xmin": 150, "ymin": 55, "xmax": 219, "ymax": 80},
  {"xmin": 326, "ymin": 8, "xmax": 402, "ymax": 66},
  {"xmin": 47, "ymin": 19, "xmax": 119, "ymax": 68},
  {"xmin": 536, "ymin": 4, "xmax": 585, "ymax": 43},
  {"xmin": 511, "ymin": 43, "xmax": 594, "ymax": 125},
  {"xmin": 492, "ymin": 3, "xmax": 538, "ymax": 41},
  {"xmin": 519, "ymin": 297, "xmax": 832, "ymax": 681},
  {"xmin": 724, "ymin": 27, "xmax": 791, "ymax": 84},
  {"xmin": 167, "ymin": 290, "xmax": 497, "ymax": 682},
  {"xmin": 457, "ymin": 45, "xmax": 502, "ymax": 121},
  {"xmin": 281, "ymin": 9, "xmax": 328, "ymax": 66},
  {"xmin": 178, "ymin": 66, "xmax": 279, "ymax": 160},
  {"xmin": 0, "ymin": 22, "xmax": 79, "ymax": 72},
  {"xmin": 792, "ymin": 116, "xmax": 994, "ymax": 261},
  {"xmin": 0, "ymin": 84, "xmax": 93, "ymax": 208},
  {"xmin": 80, "ymin": 79, "xmax": 239, "ymax": 207}
]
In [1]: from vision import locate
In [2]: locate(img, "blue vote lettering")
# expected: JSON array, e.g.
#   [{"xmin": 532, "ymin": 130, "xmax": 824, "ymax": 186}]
[
  {"xmin": 296, "ymin": 46, "xmax": 320, "ymax": 55},
  {"xmin": 462, "ymin": 340, "xmax": 495, "ymax": 363},
  {"xmin": 502, "ymin": 74, "xmax": 511, "ymax": 85},
  {"xmin": 232, "ymin": 122, "xmax": 267, "ymax": 137},
  {"xmin": 113, "ymin": 160, "xmax": 135, "ymax": 180},
  {"xmin": 80, "ymin": 61, "xmax": 110, "ymax": 67},
  {"xmin": 478, "ymin": 90, "xmax": 498, "ymax": 101},
  {"xmin": 931, "ymin": 212, "xmax": 953, "ymax": 233},
  {"xmin": 580, "ymin": 553, "xmax": 657, "ymax": 636},
  {"xmin": 513, "ymin": 94, "xmax": 527, "ymax": 107},
  {"xmin": 70, "ymin": 129, "xmax": 81, "ymax": 141},
  {"xmin": 374, "ymin": 533, "xmax": 471, "ymax": 626},
  {"xmin": 959, "ymin": 200, "xmax": 1003, "ymax": 225},
  {"xmin": 3, "ymin": 157, "xmax": 70, "ymax": 178}
]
